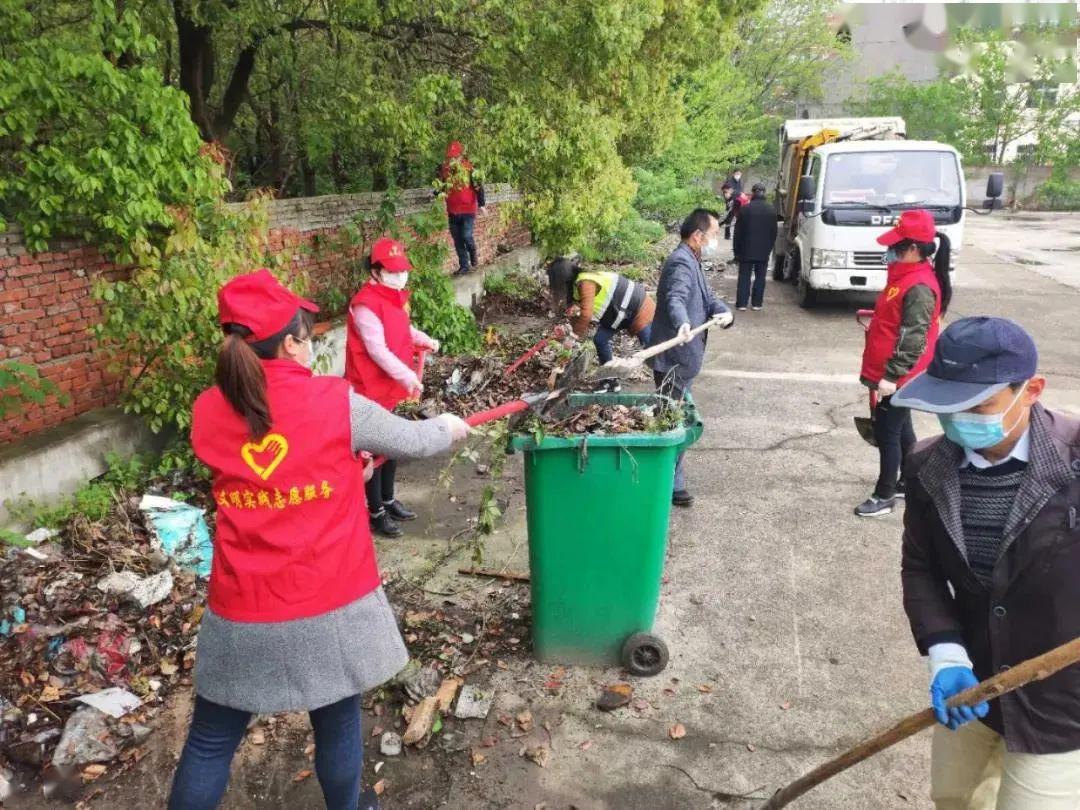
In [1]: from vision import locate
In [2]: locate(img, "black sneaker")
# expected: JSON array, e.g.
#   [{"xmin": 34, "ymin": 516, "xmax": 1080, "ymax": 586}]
[
  {"xmin": 895, "ymin": 480, "xmax": 906, "ymax": 500},
  {"xmin": 370, "ymin": 511, "xmax": 404, "ymax": 538},
  {"xmin": 672, "ymin": 490, "xmax": 694, "ymax": 508},
  {"xmin": 854, "ymin": 496, "xmax": 896, "ymax": 518},
  {"xmin": 384, "ymin": 500, "xmax": 417, "ymax": 521},
  {"xmin": 359, "ymin": 786, "xmax": 381, "ymax": 810}
]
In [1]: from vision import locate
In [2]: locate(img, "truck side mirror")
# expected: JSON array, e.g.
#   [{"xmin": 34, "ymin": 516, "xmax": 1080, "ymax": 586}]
[
  {"xmin": 798, "ymin": 175, "xmax": 816, "ymax": 202},
  {"xmin": 985, "ymin": 172, "xmax": 1004, "ymax": 210}
]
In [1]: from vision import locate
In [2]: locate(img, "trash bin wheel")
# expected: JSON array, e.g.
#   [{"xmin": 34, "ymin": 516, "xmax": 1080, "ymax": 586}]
[{"xmin": 622, "ymin": 632, "xmax": 670, "ymax": 677}]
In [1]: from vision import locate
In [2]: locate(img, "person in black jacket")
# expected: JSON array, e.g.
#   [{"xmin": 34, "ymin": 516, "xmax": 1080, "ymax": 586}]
[{"xmin": 732, "ymin": 183, "xmax": 778, "ymax": 311}]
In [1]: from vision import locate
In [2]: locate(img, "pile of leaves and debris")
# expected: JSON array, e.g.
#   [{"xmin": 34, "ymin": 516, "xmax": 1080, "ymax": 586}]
[
  {"xmin": 0, "ymin": 483, "xmax": 213, "ymax": 798},
  {"xmin": 361, "ymin": 575, "xmax": 533, "ymax": 763},
  {"xmin": 474, "ymin": 270, "xmax": 550, "ymax": 324},
  {"xmin": 401, "ymin": 330, "xmax": 572, "ymax": 421},
  {"xmin": 534, "ymin": 400, "xmax": 685, "ymax": 438}
]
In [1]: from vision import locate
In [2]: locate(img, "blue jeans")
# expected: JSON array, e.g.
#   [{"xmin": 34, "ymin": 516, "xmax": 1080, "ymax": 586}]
[
  {"xmin": 448, "ymin": 213, "xmax": 477, "ymax": 273},
  {"xmin": 168, "ymin": 695, "xmax": 363, "ymax": 810},
  {"xmin": 736, "ymin": 261, "xmax": 767, "ymax": 309},
  {"xmin": 653, "ymin": 369, "xmax": 693, "ymax": 492},
  {"xmin": 593, "ymin": 323, "xmax": 652, "ymax": 365}
]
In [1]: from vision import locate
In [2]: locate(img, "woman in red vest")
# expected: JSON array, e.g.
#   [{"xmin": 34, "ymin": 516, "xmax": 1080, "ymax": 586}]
[
  {"xmin": 856, "ymin": 209, "xmax": 952, "ymax": 518},
  {"xmin": 345, "ymin": 237, "xmax": 440, "ymax": 538},
  {"xmin": 170, "ymin": 270, "xmax": 468, "ymax": 810}
]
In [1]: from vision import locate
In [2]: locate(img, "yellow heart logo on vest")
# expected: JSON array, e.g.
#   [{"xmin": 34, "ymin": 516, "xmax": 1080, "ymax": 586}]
[
  {"xmin": 240, "ymin": 434, "xmax": 289, "ymax": 480},
  {"xmin": 885, "ymin": 286, "xmax": 900, "ymax": 301}
]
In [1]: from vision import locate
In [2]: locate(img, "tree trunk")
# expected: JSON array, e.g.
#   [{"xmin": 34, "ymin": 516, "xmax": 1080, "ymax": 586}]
[{"xmin": 172, "ymin": 0, "xmax": 216, "ymax": 140}]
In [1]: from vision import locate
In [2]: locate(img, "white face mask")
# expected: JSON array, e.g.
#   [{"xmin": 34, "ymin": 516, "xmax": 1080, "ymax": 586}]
[
  {"xmin": 700, "ymin": 236, "xmax": 722, "ymax": 260},
  {"xmin": 380, "ymin": 272, "xmax": 409, "ymax": 290},
  {"xmin": 293, "ymin": 336, "xmax": 315, "ymax": 369}
]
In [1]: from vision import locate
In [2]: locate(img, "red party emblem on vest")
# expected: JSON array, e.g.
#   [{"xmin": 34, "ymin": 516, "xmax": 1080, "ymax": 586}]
[{"xmin": 240, "ymin": 433, "xmax": 289, "ymax": 480}]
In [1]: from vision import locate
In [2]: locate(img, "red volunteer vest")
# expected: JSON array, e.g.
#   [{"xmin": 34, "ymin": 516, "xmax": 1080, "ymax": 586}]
[
  {"xmin": 441, "ymin": 159, "xmax": 478, "ymax": 215},
  {"xmin": 191, "ymin": 360, "xmax": 378, "ymax": 623},
  {"xmin": 860, "ymin": 261, "xmax": 941, "ymax": 386},
  {"xmin": 345, "ymin": 282, "xmax": 414, "ymax": 410}
]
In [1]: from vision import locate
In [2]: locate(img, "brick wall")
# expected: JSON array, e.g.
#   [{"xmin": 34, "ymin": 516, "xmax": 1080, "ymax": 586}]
[{"xmin": 0, "ymin": 185, "xmax": 530, "ymax": 445}]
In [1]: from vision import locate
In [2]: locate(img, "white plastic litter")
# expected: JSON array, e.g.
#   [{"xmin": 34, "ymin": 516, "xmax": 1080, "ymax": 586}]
[{"xmin": 74, "ymin": 688, "xmax": 142, "ymax": 719}]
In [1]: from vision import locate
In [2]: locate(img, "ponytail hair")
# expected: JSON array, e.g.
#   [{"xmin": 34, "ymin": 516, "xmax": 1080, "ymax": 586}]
[
  {"xmin": 216, "ymin": 309, "xmax": 313, "ymax": 439},
  {"xmin": 895, "ymin": 232, "xmax": 952, "ymax": 316},
  {"xmin": 931, "ymin": 231, "xmax": 952, "ymax": 316}
]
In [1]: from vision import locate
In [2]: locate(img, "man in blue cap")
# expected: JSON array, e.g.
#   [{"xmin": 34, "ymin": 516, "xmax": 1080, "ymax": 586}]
[{"xmin": 894, "ymin": 316, "xmax": 1080, "ymax": 808}]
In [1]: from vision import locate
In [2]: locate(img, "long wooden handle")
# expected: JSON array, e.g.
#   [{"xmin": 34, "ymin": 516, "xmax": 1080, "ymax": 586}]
[
  {"xmin": 634, "ymin": 320, "xmax": 715, "ymax": 362},
  {"xmin": 761, "ymin": 636, "xmax": 1080, "ymax": 809}
]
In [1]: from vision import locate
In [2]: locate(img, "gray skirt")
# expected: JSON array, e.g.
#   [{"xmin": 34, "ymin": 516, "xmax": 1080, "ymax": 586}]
[{"xmin": 193, "ymin": 587, "xmax": 409, "ymax": 714}]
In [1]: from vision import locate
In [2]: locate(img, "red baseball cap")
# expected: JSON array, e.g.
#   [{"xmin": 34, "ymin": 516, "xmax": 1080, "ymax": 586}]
[
  {"xmin": 370, "ymin": 238, "xmax": 412, "ymax": 272},
  {"xmin": 877, "ymin": 209, "xmax": 937, "ymax": 246},
  {"xmin": 217, "ymin": 269, "xmax": 318, "ymax": 342},
  {"xmin": 446, "ymin": 141, "xmax": 464, "ymax": 158}
]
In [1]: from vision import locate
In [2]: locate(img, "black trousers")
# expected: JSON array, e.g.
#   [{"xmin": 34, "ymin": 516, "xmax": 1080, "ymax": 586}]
[
  {"xmin": 736, "ymin": 261, "xmax": 767, "ymax": 308},
  {"xmin": 873, "ymin": 395, "xmax": 916, "ymax": 499},
  {"xmin": 366, "ymin": 459, "xmax": 397, "ymax": 515}
]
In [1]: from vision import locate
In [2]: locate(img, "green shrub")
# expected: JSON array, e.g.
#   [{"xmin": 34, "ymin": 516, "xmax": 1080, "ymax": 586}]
[
  {"xmin": 482, "ymin": 269, "xmax": 544, "ymax": 302},
  {"xmin": 632, "ymin": 167, "xmax": 719, "ymax": 223},
  {"xmin": 1034, "ymin": 166, "xmax": 1080, "ymax": 211},
  {"xmin": 583, "ymin": 208, "xmax": 665, "ymax": 264}
]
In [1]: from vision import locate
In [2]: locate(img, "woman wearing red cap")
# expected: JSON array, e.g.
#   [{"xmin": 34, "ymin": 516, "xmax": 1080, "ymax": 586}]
[
  {"xmin": 169, "ymin": 269, "xmax": 469, "ymax": 810},
  {"xmin": 855, "ymin": 209, "xmax": 952, "ymax": 518},
  {"xmin": 345, "ymin": 237, "xmax": 440, "ymax": 538},
  {"xmin": 438, "ymin": 141, "xmax": 484, "ymax": 275}
]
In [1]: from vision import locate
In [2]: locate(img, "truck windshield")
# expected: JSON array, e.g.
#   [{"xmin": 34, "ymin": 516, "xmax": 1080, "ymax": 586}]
[{"xmin": 823, "ymin": 151, "xmax": 960, "ymax": 208}]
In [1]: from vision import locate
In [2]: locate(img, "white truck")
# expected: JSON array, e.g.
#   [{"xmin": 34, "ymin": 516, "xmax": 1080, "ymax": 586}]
[{"xmin": 772, "ymin": 117, "xmax": 1003, "ymax": 307}]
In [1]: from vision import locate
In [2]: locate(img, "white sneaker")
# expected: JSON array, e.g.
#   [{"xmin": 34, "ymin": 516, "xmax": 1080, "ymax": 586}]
[{"xmin": 752, "ymin": 306, "xmax": 763, "ymax": 311}]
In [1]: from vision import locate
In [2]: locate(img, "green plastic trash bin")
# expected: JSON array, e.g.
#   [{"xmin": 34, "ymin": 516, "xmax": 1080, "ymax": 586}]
[{"xmin": 507, "ymin": 392, "xmax": 703, "ymax": 674}]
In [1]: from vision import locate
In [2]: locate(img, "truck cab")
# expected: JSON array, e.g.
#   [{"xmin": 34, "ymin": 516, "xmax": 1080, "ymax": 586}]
[{"xmin": 773, "ymin": 118, "xmax": 975, "ymax": 308}]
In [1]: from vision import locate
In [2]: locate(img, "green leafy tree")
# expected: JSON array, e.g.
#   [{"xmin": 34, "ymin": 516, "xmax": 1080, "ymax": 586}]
[
  {"xmin": 0, "ymin": 0, "xmax": 226, "ymax": 256},
  {"xmin": 635, "ymin": 0, "xmax": 848, "ymax": 221}
]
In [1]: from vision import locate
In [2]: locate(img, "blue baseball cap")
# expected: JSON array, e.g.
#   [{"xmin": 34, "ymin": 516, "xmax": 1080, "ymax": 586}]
[{"xmin": 892, "ymin": 317, "xmax": 1038, "ymax": 413}]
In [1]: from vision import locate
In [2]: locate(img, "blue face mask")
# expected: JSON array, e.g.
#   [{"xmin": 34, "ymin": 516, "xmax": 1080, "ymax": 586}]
[
  {"xmin": 938, "ymin": 384, "xmax": 1027, "ymax": 450},
  {"xmin": 884, "ymin": 247, "xmax": 901, "ymax": 265}
]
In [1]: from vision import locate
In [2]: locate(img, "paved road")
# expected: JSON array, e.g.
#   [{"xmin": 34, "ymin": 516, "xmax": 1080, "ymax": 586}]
[{"xmin": 426, "ymin": 214, "xmax": 1080, "ymax": 809}]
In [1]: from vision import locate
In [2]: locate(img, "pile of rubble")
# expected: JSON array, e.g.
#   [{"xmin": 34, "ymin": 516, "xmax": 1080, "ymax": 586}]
[
  {"xmin": 371, "ymin": 577, "xmax": 532, "ymax": 761},
  {"xmin": 0, "ymin": 494, "xmax": 211, "ymax": 795}
]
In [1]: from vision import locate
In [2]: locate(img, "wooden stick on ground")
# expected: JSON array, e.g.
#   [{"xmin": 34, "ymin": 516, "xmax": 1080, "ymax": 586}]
[
  {"xmin": 457, "ymin": 567, "xmax": 530, "ymax": 582},
  {"xmin": 761, "ymin": 636, "xmax": 1080, "ymax": 810}
]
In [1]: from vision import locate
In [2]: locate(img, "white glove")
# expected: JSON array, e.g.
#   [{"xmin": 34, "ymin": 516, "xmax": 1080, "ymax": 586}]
[
  {"xmin": 677, "ymin": 323, "xmax": 692, "ymax": 341},
  {"xmin": 712, "ymin": 311, "xmax": 734, "ymax": 329},
  {"xmin": 877, "ymin": 379, "xmax": 898, "ymax": 397},
  {"xmin": 437, "ymin": 413, "xmax": 471, "ymax": 442},
  {"xmin": 428, "ymin": 339, "xmax": 440, "ymax": 354},
  {"xmin": 927, "ymin": 643, "xmax": 974, "ymax": 682},
  {"xmin": 405, "ymin": 373, "xmax": 423, "ymax": 397}
]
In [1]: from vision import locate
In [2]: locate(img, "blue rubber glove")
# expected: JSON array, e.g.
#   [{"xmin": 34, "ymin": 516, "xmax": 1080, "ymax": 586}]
[{"xmin": 930, "ymin": 666, "xmax": 989, "ymax": 730}]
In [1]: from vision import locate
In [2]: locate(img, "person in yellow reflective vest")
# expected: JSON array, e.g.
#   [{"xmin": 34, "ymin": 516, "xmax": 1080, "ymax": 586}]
[{"xmin": 546, "ymin": 257, "xmax": 655, "ymax": 364}]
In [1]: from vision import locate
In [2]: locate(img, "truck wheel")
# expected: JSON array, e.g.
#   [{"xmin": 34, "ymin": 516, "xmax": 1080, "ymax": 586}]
[
  {"xmin": 796, "ymin": 267, "xmax": 817, "ymax": 309},
  {"xmin": 772, "ymin": 253, "xmax": 786, "ymax": 281},
  {"xmin": 621, "ymin": 632, "xmax": 669, "ymax": 677}
]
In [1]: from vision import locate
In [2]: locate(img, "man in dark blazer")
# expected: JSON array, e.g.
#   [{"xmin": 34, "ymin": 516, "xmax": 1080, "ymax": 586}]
[
  {"xmin": 732, "ymin": 182, "xmax": 778, "ymax": 311},
  {"xmin": 649, "ymin": 208, "xmax": 734, "ymax": 507},
  {"xmin": 895, "ymin": 317, "xmax": 1080, "ymax": 807}
]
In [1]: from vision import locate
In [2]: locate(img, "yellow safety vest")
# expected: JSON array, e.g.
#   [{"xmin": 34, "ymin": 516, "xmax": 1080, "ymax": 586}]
[{"xmin": 573, "ymin": 271, "xmax": 617, "ymax": 322}]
